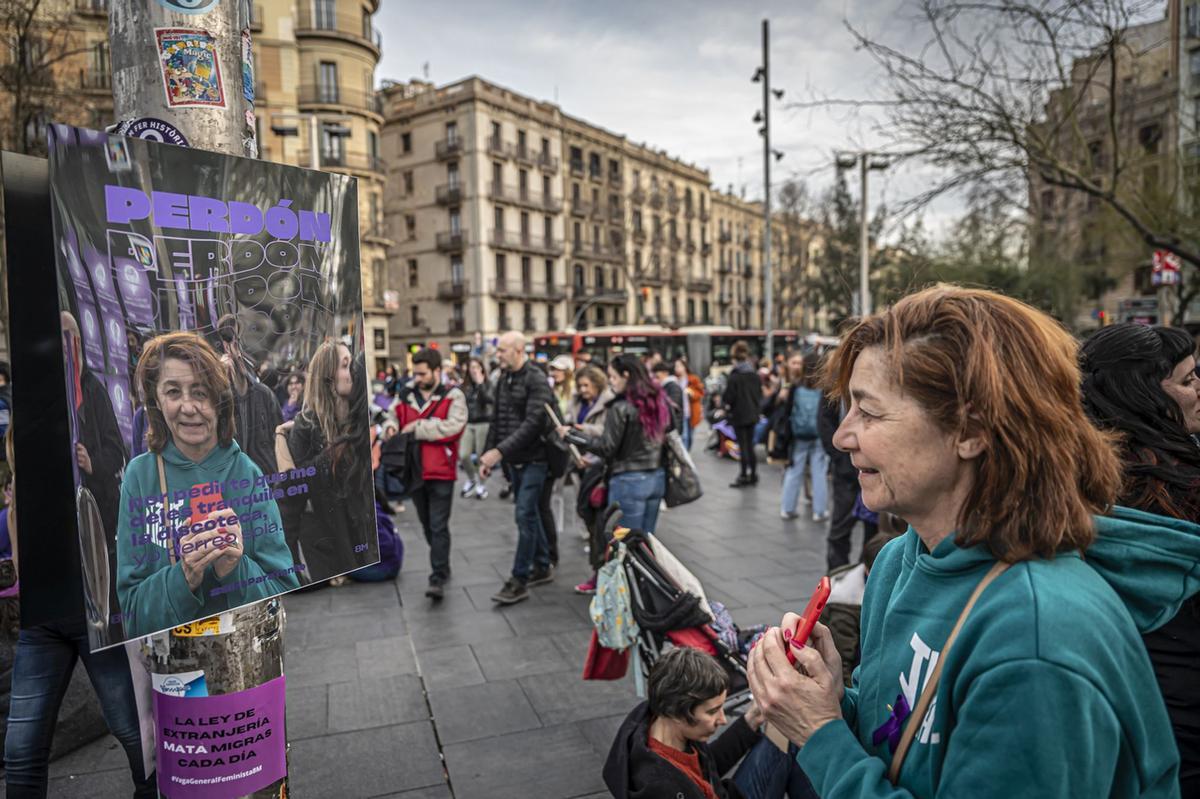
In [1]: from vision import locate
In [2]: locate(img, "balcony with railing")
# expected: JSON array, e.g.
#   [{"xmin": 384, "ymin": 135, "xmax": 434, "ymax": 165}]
[
  {"xmin": 608, "ymin": 171, "xmax": 623, "ymax": 188},
  {"xmin": 493, "ymin": 280, "xmax": 567, "ymax": 300},
  {"xmin": 489, "ymin": 229, "xmax": 564, "ymax": 256},
  {"xmin": 666, "ymin": 195, "xmax": 680, "ymax": 215},
  {"xmin": 573, "ymin": 240, "xmax": 624, "ymax": 263},
  {"xmin": 569, "ymin": 161, "xmax": 585, "ymax": 178},
  {"xmin": 718, "ymin": 258, "xmax": 732, "ymax": 275},
  {"xmin": 538, "ymin": 151, "xmax": 559, "ymax": 173},
  {"xmin": 629, "ymin": 186, "xmax": 645, "ymax": 205},
  {"xmin": 298, "ymin": 84, "xmax": 383, "ymax": 115},
  {"xmin": 651, "ymin": 231, "xmax": 664, "ymax": 249},
  {"xmin": 74, "ymin": 0, "xmax": 107, "ymax": 15},
  {"xmin": 648, "ymin": 190, "xmax": 664, "ymax": 209},
  {"xmin": 743, "ymin": 263, "xmax": 754, "ymax": 277},
  {"xmin": 719, "ymin": 230, "xmax": 732, "ymax": 243},
  {"xmin": 608, "ymin": 203, "xmax": 623, "ymax": 222},
  {"xmin": 718, "ymin": 290, "xmax": 733, "ymax": 304},
  {"xmin": 701, "ymin": 241, "xmax": 712, "ymax": 256},
  {"xmin": 437, "ymin": 280, "xmax": 468, "ymax": 301},
  {"xmin": 515, "ymin": 144, "xmax": 536, "ymax": 166},
  {"xmin": 742, "ymin": 234, "xmax": 753, "ymax": 249},
  {"xmin": 588, "ymin": 167, "xmax": 603, "ymax": 183},
  {"xmin": 668, "ymin": 235, "xmax": 682, "ymax": 251},
  {"xmin": 295, "ymin": 7, "xmax": 382, "ymax": 55},
  {"xmin": 435, "ymin": 184, "xmax": 463, "ymax": 205},
  {"xmin": 487, "ymin": 136, "xmax": 513, "ymax": 159},
  {"xmin": 449, "ymin": 319, "xmax": 466, "ymax": 334},
  {"xmin": 569, "ymin": 198, "xmax": 593, "ymax": 217},
  {"xmin": 687, "ymin": 275, "xmax": 714, "ymax": 293},
  {"xmin": 685, "ymin": 239, "xmax": 696, "ymax": 255},
  {"xmin": 699, "ymin": 207, "xmax": 710, "ymax": 223},
  {"xmin": 636, "ymin": 266, "xmax": 665, "ymax": 287},
  {"xmin": 631, "ymin": 228, "xmax": 646, "ymax": 244},
  {"xmin": 684, "ymin": 204, "xmax": 695, "ymax": 220},
  {"xmin": 498, "ymin": 316, "xmax": 512, "ymax": 330},
  {"xmin": 434, "ymin": 136, "xmax": 464, "ymax": 159},
  {"xmin": 80, "ymin": 67, "xmax": 110, "ymax": 93},
  {"xmin": 491, "ymin": 183, "xmax": 561, "ymax": 212},
  {"xmin": 296, "ymin": 150, "xmax": 386, "ymax": 174},
  {"xmin": 436, "ymin": 231, "xmax": 466, "ymax": 252},
  {"xmin": 573, "ymin": 284, "xmax": 628, "ymax": 304}
]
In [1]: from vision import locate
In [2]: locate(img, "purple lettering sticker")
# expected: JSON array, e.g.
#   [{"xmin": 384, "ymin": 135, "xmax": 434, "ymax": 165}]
[{"xmin": 154, "ymin": 675, "xmax": 286, "ymax": 798}]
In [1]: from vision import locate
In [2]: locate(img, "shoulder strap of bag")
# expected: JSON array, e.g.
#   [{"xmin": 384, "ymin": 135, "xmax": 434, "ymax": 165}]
[
  {"xmin": 156, "ymin": 454, "xmax": 176, "ymax": 566},
  {"xmin": 887, "ymin": 559, "xmax": 1010, "ymax": 784}
]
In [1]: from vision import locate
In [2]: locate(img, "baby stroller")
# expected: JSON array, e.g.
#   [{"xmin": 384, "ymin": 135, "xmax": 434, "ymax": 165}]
[{"xmin": 607, "ymin": 528, "xmax": 755, "ymax": 716}]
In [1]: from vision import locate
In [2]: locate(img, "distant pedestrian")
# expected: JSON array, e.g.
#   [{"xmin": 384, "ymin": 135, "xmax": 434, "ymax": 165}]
[
  {"xmin": 395, "ymin": 347, "xmax": 467, "ymax": 600},
  {"xmin": 723, "ymin": 340, "xmax": 761, "ymax": 487},
  {"xmin": 459, "ymin": 357, "xmax": 493, "ymax": 499},
  {"xmin": 778, "ymin": 351, "xmax": 829, "ymax": 522},
  {"xmin": 652, "ymin": 361, "xmax": 684, "ymax": 424},
  {"xmin": 281, "ymin": 372, "xmax": 305, "ymax": 423},
  {"xmin": 480, "ymin": 332, "xmax": 557, "ymax": 605}
]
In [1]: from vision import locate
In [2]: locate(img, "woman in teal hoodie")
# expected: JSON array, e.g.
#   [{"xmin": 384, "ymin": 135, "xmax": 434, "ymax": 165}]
[
  {"xmin": 116, "ymin": 332, "xmax": 299, "ymax": 638},
  {"xmin": 748, "ymin": 286, "xmax": 1200, "ymax": 798}
]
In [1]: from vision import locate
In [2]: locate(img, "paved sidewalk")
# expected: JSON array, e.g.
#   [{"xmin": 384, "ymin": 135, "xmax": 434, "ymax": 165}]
[{"xmin": 40, "ymin": 432, "xmax": 839, "ymax": 798}]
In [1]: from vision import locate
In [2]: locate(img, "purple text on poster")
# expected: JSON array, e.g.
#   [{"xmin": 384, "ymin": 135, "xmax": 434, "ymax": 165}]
[{"xmin": 154, "ymin": 674, "xmax": 286, "ymax": 799}]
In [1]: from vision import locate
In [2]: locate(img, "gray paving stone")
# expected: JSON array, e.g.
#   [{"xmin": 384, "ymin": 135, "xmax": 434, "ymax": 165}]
[
  {"xmin": 443, "ymin": 723, "xmax": 609, "ymax": 799},
  {"xmin": 471, "ymin": 633, "xmax": 573, "ymax": 682},
  {"xmin": 374, "ymin": 785, "xmax": 453, "ymax": 799},
  {"xmin": 288, "ymin": 722, "xmax": 444, "ymax": 797},
  {"xmin": 286, "ymin": 683, "xmax": 329, "ymax": 740},
  {"xmin": 518, "ymin": 668, "xmax": 638, "ymax": 726},
  {"xmin": 293, "ymin": 609, "xmax": 407, "ymax": 649},
  {"xmin": 729, "ymin": 603, "xmax": 785, "ymax": 630},
  {"xmin": 328, "ymin": 581, "xmax": 402, "ymax": 614},
  {"xmin": 415, "ymin": 644, "xmax": 487, "ymax": 690},
  {"xmin": 577, "ymin": 711, "xmax": 630, "ymax": 756},
  {"xmin": 405, "ymin": 607, "xmax": 516, "ymax": 651},
  {"xmin": 499, "ymin": 597, "xmax": 592, "ymax": 637},
  {"xmin": 47, "ymin": 768, "xmax": 136, "ymax": 797},
  {"xmin": 46, "ymin": 733, "xmax": 129, "ymax": 776},
  {"xmin": 356, "ymin": 634, "xmax": 419, "ymax": 680},
  {"xmin": 427, "ymin": 679, "xmax": 542, "ymax": 745},
  {"xmin": 285, "ymin": 644, "xmax": 359, "ymax": 689},
  {"xmin": 328, "ymin": 674, "xmax": 429, "ymax": 732}
]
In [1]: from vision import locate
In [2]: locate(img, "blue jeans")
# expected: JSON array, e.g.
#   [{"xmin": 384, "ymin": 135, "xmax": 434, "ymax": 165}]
[
  {"xmin": 5, "ymin": 618, "xmax": 156, "ymax": 798},
  {"xmin": 681, "ymin": 423, "xmax": 693, "ymax": 451},
  {"xmin": 733, "ymin": 737, "xmax": 820, "ymax": 799},
  {"xmin": 782, "ymin": 438, "xmax": 829, "ymax": 517},
  {"xmin": 511, "ymin": 461, "xmax": 551, "ymax": 581},
  {"xmin": 608, "ymin": 468, "xmax": 666, "ymax": 532}
]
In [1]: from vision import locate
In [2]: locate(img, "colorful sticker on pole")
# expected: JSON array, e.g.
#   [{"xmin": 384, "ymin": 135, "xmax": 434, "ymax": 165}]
[
  {"xmin": 154, "ymin": 675, "xmax": 286, "ymax": 798},
  {"xmin": 154, "ymin": 0, "xmax": 219, "ymax": 15},
  {"xmin": 241, "ymin": 29, "xmax": 254, "ymax": 104},
  {"xmin": 156, "ymin": 28, "xmax": 225, "ymax": 108}
]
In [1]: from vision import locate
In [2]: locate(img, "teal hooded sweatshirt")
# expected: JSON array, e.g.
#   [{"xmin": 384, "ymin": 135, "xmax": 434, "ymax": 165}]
[
  {"xmin": 116, "ymin": 440, "xmax": 300, "ymax": 637},
  {"xmin": 797, "ymin": 505, "xmax": 1200, "ymax": 798}
]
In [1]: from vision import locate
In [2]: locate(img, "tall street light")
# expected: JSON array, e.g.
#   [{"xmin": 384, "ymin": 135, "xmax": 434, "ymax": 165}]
[
  {"xmin": 835, "ymin": 150, "xmax": 890, "ymax": 317},
  {"xmin": 753, "ymin": 20, "xmax": 785, "ymax": 363}
]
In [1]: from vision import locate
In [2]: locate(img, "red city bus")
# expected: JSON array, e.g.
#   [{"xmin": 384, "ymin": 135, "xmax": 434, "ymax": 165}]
[{"xmin": 533, "ymin": 326, "xmax": 799, "ymax": 374}]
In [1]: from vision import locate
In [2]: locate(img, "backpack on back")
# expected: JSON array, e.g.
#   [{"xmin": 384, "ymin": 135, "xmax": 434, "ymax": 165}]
[{"xmin": 790, "ymin": 386, "xmax": 822, "ymax": 439}]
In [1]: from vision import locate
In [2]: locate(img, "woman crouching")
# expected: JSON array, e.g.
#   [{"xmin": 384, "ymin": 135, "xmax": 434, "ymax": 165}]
[{"xmin": 116, "ymin": 332, "xmax": 298, "ymax": 637}]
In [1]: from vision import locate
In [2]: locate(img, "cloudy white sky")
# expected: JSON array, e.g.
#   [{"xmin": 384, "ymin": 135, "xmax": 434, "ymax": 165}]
[{"xmin": 374, "ymin": 0, "xmax": 963, "ymax": 233}]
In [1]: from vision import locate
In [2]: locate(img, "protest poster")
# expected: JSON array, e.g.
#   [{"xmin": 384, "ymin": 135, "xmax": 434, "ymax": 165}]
[
  {"xmin": 46, "ymin": 124, "xmax": 380, "ymax": 650},
  {"xmin": 154, "ymin": 674, "xmax": 286, "ymax": 798}
]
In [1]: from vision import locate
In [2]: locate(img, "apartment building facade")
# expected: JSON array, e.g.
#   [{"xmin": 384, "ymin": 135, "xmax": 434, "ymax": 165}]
[{"xmin": 380, "ymin": 76, "xmax": 788, "ymax": 361}]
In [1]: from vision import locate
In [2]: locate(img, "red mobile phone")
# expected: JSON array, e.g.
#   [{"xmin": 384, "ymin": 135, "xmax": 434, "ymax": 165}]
[{"xmin": 785, "ymin": 576, "xmax": 831, "ymax": 665}]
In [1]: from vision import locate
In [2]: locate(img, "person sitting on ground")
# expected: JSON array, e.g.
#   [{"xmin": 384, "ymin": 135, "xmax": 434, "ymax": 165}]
[{"xmin": 604, "ymin": 647, "xmax": 816, "ymax": 799}]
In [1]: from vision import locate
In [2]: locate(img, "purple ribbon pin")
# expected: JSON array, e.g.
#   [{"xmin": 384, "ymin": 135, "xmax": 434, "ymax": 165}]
[{"xmin": 871, "ymin": 693, "xmax": 912, "ymax": 754}]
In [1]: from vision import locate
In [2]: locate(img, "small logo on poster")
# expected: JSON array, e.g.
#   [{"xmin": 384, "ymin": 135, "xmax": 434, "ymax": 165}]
[
  {"xmin": 155, "ymin": 28, "xmax": 225, "ymax": 108},
  {"xmin": 154, "ymin": 0, "xmax": 219, "ymax": 15},
  {"xmin": 118, "ymin": 117, "xmax": 190, "ymax": 147}
]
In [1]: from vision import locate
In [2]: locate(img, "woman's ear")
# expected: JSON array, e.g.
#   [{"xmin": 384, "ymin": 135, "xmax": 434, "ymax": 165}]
[{"xmin": 956, "ymin": 412, "xmax": 987, "ymax": 461}]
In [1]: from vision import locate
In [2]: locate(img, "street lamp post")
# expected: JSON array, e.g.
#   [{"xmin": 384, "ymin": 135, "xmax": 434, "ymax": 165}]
[
  {"xmin": 835, "ymin": 151, "xmax": 890, "ymax": 317},
  {"xmin": 753, "ymin": 20, "xmax": 784, "ymax": 363}
]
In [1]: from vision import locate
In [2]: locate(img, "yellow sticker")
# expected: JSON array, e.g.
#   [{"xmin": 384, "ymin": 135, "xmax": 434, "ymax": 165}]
[{"xmin": 172, "ymin": 617, "xmax": 222, "ymax": 637}]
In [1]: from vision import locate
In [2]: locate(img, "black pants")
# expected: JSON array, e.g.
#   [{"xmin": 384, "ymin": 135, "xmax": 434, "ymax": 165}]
[
  {"xmin": 539, "ymin": 474, "xmax": 559, "ymax": 565},
  {"xmin": 828, "ymin": 474, "xmax": 876, "ymax": 571},
  {"xmin": 734, "ymin": 424, "xmax": 757, "ymax": 478},
  {"xmin": 411, "ymin": 479, "xmax": 454, "ymax": 584}
]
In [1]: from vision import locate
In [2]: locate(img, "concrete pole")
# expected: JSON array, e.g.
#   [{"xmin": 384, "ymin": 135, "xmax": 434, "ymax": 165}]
[
  {"xmin": 761, "ymin": 19, "xmax": 774, "ymax": 365},
  {"xmin": 108, "ymin": 2, "xmax": 286, "ymax": 796},
  {"xmin": 859, "ymin": 155, "xmax": 871, "ymax": 318}
]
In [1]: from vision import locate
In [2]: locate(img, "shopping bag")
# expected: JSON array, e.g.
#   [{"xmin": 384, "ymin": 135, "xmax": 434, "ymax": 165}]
[{"xmin": 582, "ymin": 629, "xmax": 630, "ymax": 680}]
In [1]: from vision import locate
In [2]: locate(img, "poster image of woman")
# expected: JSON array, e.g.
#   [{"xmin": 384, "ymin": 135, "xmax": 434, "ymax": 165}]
[
  {"xmin": 116, "ymin": 332, "xmax": 299, "ymax": 638},
  {"xmin": 275, "ymin": 339, "xmax": 377, "ymax": 577}
]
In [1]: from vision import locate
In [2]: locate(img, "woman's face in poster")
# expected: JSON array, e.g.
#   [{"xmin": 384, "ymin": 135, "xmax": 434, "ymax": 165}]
[
  {"xmin": 157, "ymin": 357, "xmax": 217, "ymax": 460},
  {"xmin": 335, "ymin": 344, "xmax": 353, "ymax": 399}
]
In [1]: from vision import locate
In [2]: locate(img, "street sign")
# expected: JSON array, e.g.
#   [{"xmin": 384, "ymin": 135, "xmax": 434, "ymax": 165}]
[{"xmin": 1152, "ymin": 250, "xmax": 1182, "ymax": 286}]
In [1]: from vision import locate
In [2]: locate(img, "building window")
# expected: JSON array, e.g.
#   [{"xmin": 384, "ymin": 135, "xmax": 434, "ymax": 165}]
[
  {"xmin": 449, "ymin": 208, "xmax": 461, "ymax": 234},
  {"xmin": 410, "ymin": 305, "xmax": 419, "ymax": 327},
  {"xmin": 451, "ymin": 256, "xmax": 464, "ymax": 284},
  {"xmin": 523, "ymin": 302, "xmax": 534, "ymax": 331},
  {"xmin": 521, "ymin": 256, "xmax": 532, "ymax": 286},
  {"xmin": 1192, "ymin": 49, "xmax": 1200, "ymax": 76},
  {"xmin": 494, "ymin": 206, "xmax": 505, "ymax": 234},
  {"xmin": 318, "ymin": 61, "xmax": 338, "ymax": 103},
  {"xmin": 314, "ymin": 0, "xmax": 335, "ymax": 28},
  {"xmin": 407, "ymin": 258, "xmax": 418, "ymax": 287},
  {"xmin": 403, "ymin": 170, "xmax": 413, "ymax": 194},
  {"xmin": 373, "ymin": 328, "xmax": 385, "ymax": 350},
  {"xmin": 633, "ymin": 210, "xmax": 642, "ymax": 231},
  {"xmin": 498, "ymin": 301, "xmax": 508, "ymax": 327},
  {"xmin": 589, "ymin": 152, "xmax": 601, "ymax": 178},
  {"xmin": 573, "ymin": 264, "xmax": 585, "ymax": 288},
  {"xmin": 542, "ymin": 174, "xmax": 551, "ymax": 200},
  {"xmin": 687, "ymin": 299, "xmax": 695, "ymax": 323},
  {"xmin": 570, "ymin": 146, "xmax": 583, "ymax": 171},
  {"xmin": 596, "ymin": 307, "xmax": 606, "ymax": 325},
  {"xmin": 320, "ymin": 123, "xmax": 344, "ymax": 164},
  {"xmin": 405, "ymin": 214, "xmax": 416, "ymax": 240},
  {"xmin": 545, "ymin": 259, "xmax": 554, "ymax": 285},
  {"xmin": 496, "ymin": 253, "xmax": 507, "ymax": 280},
  {"xmin": 372, "ymin": 260, "xmax": 385, "ymax": 305},
  {"xmin": 401, "ymin": 132, "xmax": 411, "ymax": 153},
  {"xmin": 634, "ymin": 250, "xmax": 642, "ymax": 272},
  {"xmin": 368, "ymin": 131, "xmax": 379, "ymax": 167},
  {"xmin": 445, "ymin": 120, "xmax": 458, "ymax": 144},
  {"xmin": 453, "ymin": 303, "xmax": 464, "ymax": 325},
  {"xmin": 541, "ymin": 136, "xmax": 550, "ymax": 156},
  {"xmin": 594, "ymin": 266, "xmax": 604, "ymax": 289},
  {"xmin": 447, "ymin": 161, "xmax": 460, "ymax": 188}
]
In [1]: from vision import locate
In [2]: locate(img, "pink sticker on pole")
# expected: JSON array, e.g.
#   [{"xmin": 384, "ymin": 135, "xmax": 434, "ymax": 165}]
[{"xmin": 154, "ymin": 675, "xmax": 286, "ymax": 798}]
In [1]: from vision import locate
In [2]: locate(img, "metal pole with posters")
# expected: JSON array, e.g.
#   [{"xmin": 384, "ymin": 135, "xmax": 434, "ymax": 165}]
[{"xmin": 108, "ymin": 0, "xmax": 285, "ymax": 796}]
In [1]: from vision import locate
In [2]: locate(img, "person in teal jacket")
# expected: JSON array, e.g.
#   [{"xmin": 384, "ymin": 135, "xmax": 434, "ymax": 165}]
[
  {"xmin": 748, "ymin": 286, "xmax": 1200, "ymax": 799},
  {"xmin": 116, "ymin": 331, "xmax": 299, "ymax": 638}
]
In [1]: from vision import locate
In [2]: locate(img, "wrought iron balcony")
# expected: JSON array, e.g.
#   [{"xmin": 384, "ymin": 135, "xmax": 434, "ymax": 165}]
[
  {"xmin": 437, "ymin": 280, "xmax": 468, "ymax": 300},
  {"xmin": 435, "ymin": 137, "xmax": 464, "ymax": 159},
  {"xmin": 436, "ymin": 184, "xmax": 463, "ymax": 205},
  {"xmin": 436, "ymin": 231, "xmax": 466, "ymax": 252}
]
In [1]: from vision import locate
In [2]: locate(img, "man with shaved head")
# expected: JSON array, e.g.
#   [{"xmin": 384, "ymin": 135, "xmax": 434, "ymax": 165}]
[{"xmin": 480, "ymin": 331, "xmax": 556, "ymax": 604}]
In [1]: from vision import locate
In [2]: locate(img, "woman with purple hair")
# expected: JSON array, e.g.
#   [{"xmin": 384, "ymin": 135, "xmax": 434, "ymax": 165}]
[{"xmin": 560, "ymin": 354, "xmax": 673, "ymax": 532}]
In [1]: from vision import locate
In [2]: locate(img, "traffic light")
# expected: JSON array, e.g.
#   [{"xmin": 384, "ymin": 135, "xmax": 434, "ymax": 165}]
[
  {"xmin": 640, "ymin": 286, "xmax": 651, "ymax": 300},
  {"xmin": 1097, "ymin": 310, "xmax": 1107, "ymax": 325}
]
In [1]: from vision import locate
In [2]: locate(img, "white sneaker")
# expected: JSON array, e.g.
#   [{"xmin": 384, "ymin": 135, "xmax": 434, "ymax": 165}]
[
  {"xmin": 813, "ymin": 511, "xmax": 831, "ymax": 522},
  {"xmin": 461, "ymin": 480, "xmax": 475, "ymax": 497},
  {"xmin": 781, "ymin": 511, "xmax": 799, "ymax": 520},
  {"xmin": 475, "ymin": 484, "xmax": 489, "ymax": 499}
]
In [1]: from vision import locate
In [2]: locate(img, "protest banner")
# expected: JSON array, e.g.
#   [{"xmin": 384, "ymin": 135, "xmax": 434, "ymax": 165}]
[{"xmin": 46, "ymin": 124, "xmax": 379, "ymax": 650}]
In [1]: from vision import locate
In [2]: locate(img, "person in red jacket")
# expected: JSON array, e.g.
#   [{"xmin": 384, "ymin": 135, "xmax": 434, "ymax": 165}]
[{"xmin": 395, "ymin": 348, "xmax": 467, "ymax": 600}]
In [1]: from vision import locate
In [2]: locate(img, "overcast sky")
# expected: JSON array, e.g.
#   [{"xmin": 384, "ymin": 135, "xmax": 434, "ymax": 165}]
[{"xmin": 374, "ymin": 0, "xmax": 961, "ymax": 233}]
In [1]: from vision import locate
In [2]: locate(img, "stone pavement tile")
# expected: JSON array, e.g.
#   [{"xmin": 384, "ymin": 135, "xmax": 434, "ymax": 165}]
[
  {"xmin": 471, "ymin": 633, "xmax": 573, "ymax": 682},
  {"xmin": 442, "ymin": 722, "xmax": 608, "ymax": 799},
  {"xmin": 47, "ymin": 768, "xmax": 135, "ymax": 797},
  {"xmin": 402, "ymin": 584, "xmax": 479, "ymax": 616},
  {"xmin": 427, "ymin": 679, "xmax": 542, "ymax": 745},
  {"xmin": 576, "ymin": 711, "xmax": 630, "ymax": 757},
  {"xmin": 47, "ymin": 733, "xmax": 129, "ymax": 776},
  {"xmin": 405, "ymin": 606, "xmax": 516, "ymax": 651},
  {"xmin": 549, "ymin": 628, "xmax": 593, "ymax": 667},
  {"xmin": 730, "ymin": 603, "xmax": 785, "ymax": 630},
  {"xmin": 518, "ymin": 668, "xmax": 638, "ymax": 726},
  {"xmin": 328, "ymin": 674, "xmax": 429, "ymax": 732},
  {"xmin": 374, "ymin": 784, "xmax": 453, "ymax": 799},
  {"xmin": 751, "ymin": 572, "xmax": 813, "ymax": 602},
  {"xmin": 697, "ymin": 554, "xmax": 796, "ymax": 581},
  {"xmin": 356, "ymin": 635, "xmax": 419, "ymax": 680},
  {"xmin": 289, "ymin": 721, "xmax": 444, "ymax": 797},
  {"xmin": 414, "ymin": 644, "xmax": 486, "ymax": 689},
  {"xmin": 285, "ymin": 644, "xmax": 358, "ymax": 689},
  {"xmin": 499, "ymin": 598, "xmax": 590, "ymax": 637},
  {"xmin": 282, "ymin": 587, "xmax": 333, "ymax": 616},
  {"xmin": 705, "ymin": 574, "xmax": 791, "ymax": 606},
  {"xmin": 292, "ymin": 609, "xmax": 407, "ymax": 649},
  {"xmin": 328, "ymin": 581, "xmax": 402, "ymax": 615},
  {"xmin": 287, "ymin": 683, "xmax": 330, "ymax": 740}
]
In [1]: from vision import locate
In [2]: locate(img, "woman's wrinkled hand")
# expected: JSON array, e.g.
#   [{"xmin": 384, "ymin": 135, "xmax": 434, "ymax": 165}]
[{"xmin": 747, "ymin": 622, "xmax": 843, "ymax": 747}]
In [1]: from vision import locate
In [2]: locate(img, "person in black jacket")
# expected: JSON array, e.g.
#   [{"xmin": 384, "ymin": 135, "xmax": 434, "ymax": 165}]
[
  {"xmin": 722, "ymin": 340, "xmax": 763, "ymax": 488},
  {"xmin": 216, "ymin": 314, "xmax": 283, "ymax": 476},
  {"xmin": 603, "ymin": 647, "xmax": 816, "ymax": 799},
  {"xmin": 480, "ymin": 332, "xmax": 557, "ymax": 605},
  {"xmin": 458, "ymin": 357, "xmax": 493, "ymax": 499},
  {"xmin": 818, "ymin": 396, "xmax": 876, "ymax": 571}
]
